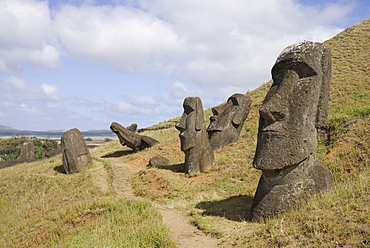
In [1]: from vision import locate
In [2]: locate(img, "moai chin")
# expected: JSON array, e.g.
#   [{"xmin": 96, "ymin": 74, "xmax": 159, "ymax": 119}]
[
  {"xmin": 61, "ymin": 128, "xmax": 92, "ymax": 174},
  {"xmin": 250, "ymin": 41, "xmax": 334, "ymax": 221},
  {"xmin": 207, "ymin": 93, "xmax": 251, "ymax": 150},
  {"xmin": 175, "ymin": 97, "xmax": 215, "ymax": 176}
]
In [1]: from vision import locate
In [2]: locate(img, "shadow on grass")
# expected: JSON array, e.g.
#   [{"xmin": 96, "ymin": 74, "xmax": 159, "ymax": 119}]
[
  {"xmin": 156, "ymin": 163, "xmax": 185, "ymax": 173},
  {"xmin": 101, "ymin": 150, "xmax": 134, "ymax": 158},
  {"xmin": 195, "ymin": 195, "xmax": 254, "ymax": 222},
  {"xmin": 53, "ymin": 164, "xmax": 66, "ymax": 174}
]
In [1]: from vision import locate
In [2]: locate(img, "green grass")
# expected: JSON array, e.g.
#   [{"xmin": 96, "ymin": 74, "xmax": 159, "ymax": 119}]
[
  {"xmin": 0, "ymin": 157, "xmax": 176, "ymax": 248},
  {"xmin": 325, "ymin": 20, "xmax": 370, "ymax": 127},
  {"xmin": 50, "ymin": 198, "xmax": 175, "ymax": 248}
]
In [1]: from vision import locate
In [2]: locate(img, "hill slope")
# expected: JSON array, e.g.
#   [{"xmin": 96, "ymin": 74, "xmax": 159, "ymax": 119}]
[
  {"xmin": 0, "ymin": 124, "xmax": 14, "ymax": 130},
  {"xmin": 0, "ymin": 19, "xmax": 368, "ymax": 247}
]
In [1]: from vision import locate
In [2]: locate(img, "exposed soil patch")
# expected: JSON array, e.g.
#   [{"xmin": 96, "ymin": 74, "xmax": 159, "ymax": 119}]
[
  {"xmin": 155, "ymin": 204, "xmax": 220, "ymax": 248},
  {"xmin": 93, "ymin": 147, "xmax": 222, "ymax": 247}
]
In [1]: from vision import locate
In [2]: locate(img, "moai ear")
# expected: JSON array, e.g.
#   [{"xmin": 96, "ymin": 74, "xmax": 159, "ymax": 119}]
[
  {"xmin": 195, "ymin": 98, "xmax": 203, "ymax": 131},
  {"xmin": 316, "ymin": 45, "xmax": 332, "ymax": 129}
]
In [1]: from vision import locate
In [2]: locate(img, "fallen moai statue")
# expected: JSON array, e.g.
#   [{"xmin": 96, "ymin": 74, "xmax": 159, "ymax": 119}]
[
  {"xmin": 110, "ymin": 122, "xmax": 159, "ymax": 151},
  {"xmin": 61, "ymin": 128, "xmax": 92, "ymax": 174},
  {"xmin": 120, "ymin": 123, "xmax": 138, "ymax": 147},
  {"xmin": 250, "ymin": 41, "xmax": 334, "ymax": 221},
  {"xmin": 207, "ymin": 93, "xmax": 251, "ymax": 150},
  {"xmin": 175, "ymin": 97, "xmax": 215, "ymax": 176}
]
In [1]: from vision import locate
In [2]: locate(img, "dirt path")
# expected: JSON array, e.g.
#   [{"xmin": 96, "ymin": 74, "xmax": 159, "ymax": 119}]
[
  {"xmin": 108, "ymin": 158, "xmax": 137, "ymax": 198},
  {"xmin": 155, "ymin": 204, "xmax": 220, "ymax": 248},
  {"xmin": 101, "ymin": 155, "xmax": 220, "ymax": 248}
]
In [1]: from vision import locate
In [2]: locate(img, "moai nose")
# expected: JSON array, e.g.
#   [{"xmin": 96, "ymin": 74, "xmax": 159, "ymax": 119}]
[
  {"xmin": 175, "ymin": 115, "xmax": 186, "ymax": 132},
  {"xmin": 259, "ymin": 106, "xmax": 286, "ymax": 124},
  {"xmin": 259, "ymin": 106, "xmax": 276, "ymax": 124}
]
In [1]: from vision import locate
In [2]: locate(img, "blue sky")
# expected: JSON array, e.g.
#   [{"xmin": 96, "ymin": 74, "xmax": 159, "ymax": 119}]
[{"xmin": 0, "ymin": 0, "xmax": 368, "ymax": 131}]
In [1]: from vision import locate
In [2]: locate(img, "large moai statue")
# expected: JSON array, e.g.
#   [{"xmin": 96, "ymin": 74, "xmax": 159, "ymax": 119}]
[
  {"xmin": 18, "ymin": 142, "xmax": 35, "ymax": 161},
  {"xmin": 61, "ymin": 128, "xmax": 92, "ymax": 174},
  {"xmin": 175, "ymin": 97, "xmax": 215, "ymax": 176},
  {"xmin": 110, "ymin": 122, "xmax": 159, "ymax": 151},
  {"xmin": 250, "ymin": 41, "xmax": 334, "ymax": 221},
  {"xmin": 207, "ymin": 93, "xmax": 252, "ymax": 150}
]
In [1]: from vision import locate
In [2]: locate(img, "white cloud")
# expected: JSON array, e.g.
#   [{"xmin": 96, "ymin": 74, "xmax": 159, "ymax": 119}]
[
  {"xmin": 0, "ymin": 81, "xmax": 105, "ymax": 131},
  {"xmin": 113, "ymin": 94, "xmax": 160, "ymax": 123},
  {"xmin": 18, "ymin": 103, "xmax": 41, "ymax": 115},
  {"xmin": 0, "ymin": 0, "xmax": 61, "ymax": 72},
  {"xmin": 0, "ymin": 0, "xmax": 356, "ymax": 82},
  {"xmin": 0, "ymin": 76, "xmax": 62, "ymax": 102},
  {"xmin": 40, "ymin": 83, "xmax": 61, "ymax": 100},
  {"xmin": 53, "ymin": 4, "xmax": 182, "ymax": 72},
  {"xmin": 132, "ymin": 0, "xmax": 350, "ymax": 95},
  {"xmin": 0, "ymin": 76, "xmax": 66, "ymax": 129},
  {"xmin": 0, "ymin": 0, "xmax": 361, "ymax": 130}
]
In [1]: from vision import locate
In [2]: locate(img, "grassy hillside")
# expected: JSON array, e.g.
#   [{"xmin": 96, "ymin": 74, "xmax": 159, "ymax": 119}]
[{"xmin": 0, "ymin": 19, "xmax": 369, "ymax": 247}]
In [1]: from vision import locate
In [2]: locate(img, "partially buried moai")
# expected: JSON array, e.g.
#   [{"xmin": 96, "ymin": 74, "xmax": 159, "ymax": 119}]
[
  {"xmin": 207, "ymin": 93, "xmax": 251, "ymax": 150},
  {"xmin": 18, "ymin": 142, "xmax": 35, "ymax": 162},
  {"xmin": 176, "ymin": 97, "xmax": 215, "ymax": 176},
  {"xmin": 61, "ymin": 128, "xmax": 92, "ymax": 174},
  {"xmin": 250, "ymin": 41, "xmax": 334, "ymax": 221}
]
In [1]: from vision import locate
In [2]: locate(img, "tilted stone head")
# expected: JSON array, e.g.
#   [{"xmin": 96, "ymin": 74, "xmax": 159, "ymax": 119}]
[
  {"xmin": 110, "ymin": 122, "xmax": 159, "ymax": 151},
  {"xmin": 176, "ymin": 97, "xmax": 214, "ymax": 176},
  {"xmin": 253, "ymin": 41, "xmax": 332, "ymax": 170},
  {"xmin": 207, "ymin": 93, "xmax": 251, "ymax": 150}
]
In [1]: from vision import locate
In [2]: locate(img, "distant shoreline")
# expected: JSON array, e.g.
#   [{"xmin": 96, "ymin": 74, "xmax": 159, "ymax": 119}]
[{"xmin": 0, "ymin": 129, "xmax": 117, "ymax": 140}]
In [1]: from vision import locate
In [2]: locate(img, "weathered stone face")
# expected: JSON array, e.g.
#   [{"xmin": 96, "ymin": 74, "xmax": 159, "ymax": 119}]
[
  {"xmin": 253, "ymin": 41, "xmax": 332, "ymax": 170},
  {"xmin": 61, "ymin": 128, "xmax": 92, "ymax": 174},
  {"xmin": 110, "ymin": 122, "xmax": 159, "ymax": 151},
  {"xmin": 207, "ymin": 93, "xmax": 251, "ymax": 150},
  {"xmin": 176, "ymin": 97, "xmax": 215, "ymax": 176},
  {"xmin": 176, "ymin": 97, "xmax": 204, "ymax": 151},
  {"xmin": 250, "ymin": 41, "xmax": 334, "ymax": 221}
]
